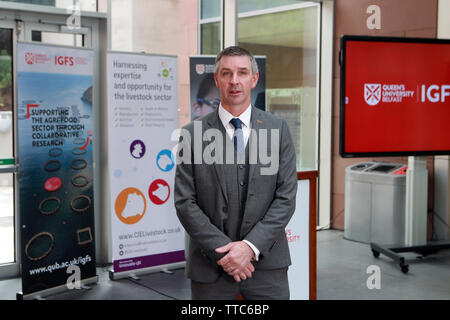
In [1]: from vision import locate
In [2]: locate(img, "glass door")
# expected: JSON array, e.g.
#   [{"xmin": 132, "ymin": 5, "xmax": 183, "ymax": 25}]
[
  {"xmin": 237, "ymin": 2, "xmax": 321, "ymax": 172},
  {"xmin": 0, "ymin": 22, "xmax": 18, "ymax": 278}
]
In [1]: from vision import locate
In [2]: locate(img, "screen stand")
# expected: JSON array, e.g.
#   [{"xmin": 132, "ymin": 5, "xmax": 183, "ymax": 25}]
[
  {"xmin": 370, "ymin": 156, "xmax": 450, "ymax": 273},
  {"xmin": 405, "ymin": 156, "xmax": 428, "ymax": 246}
]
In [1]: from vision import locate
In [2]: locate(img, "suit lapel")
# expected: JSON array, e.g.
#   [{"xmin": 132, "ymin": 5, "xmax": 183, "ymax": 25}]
[
  {"xmin": 206, "ymin": 110, "xmax": 228, "ymax": 204},
  {"xmin": 247, "ymin": 106, "xmax": 264, "ymax": 186},
  {"xmin": 241, "ymin": 107, "xmax": 266, "ymax": 235}
]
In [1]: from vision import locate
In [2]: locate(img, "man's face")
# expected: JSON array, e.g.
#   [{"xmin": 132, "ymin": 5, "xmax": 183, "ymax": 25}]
[{"xmin": 214, "ymin": 55, "xmax": 259, "ymax": 111}]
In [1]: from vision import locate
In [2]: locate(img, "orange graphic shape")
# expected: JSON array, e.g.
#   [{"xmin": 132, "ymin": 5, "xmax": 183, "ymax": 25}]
[{"xmin": 115, "ymin": 187, "xmax": 147, "ymax": 225}]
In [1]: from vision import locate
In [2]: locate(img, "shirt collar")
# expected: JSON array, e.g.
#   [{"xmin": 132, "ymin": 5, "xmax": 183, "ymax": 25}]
[{"xmin": 218, "ymin": 104, "xmax": 252, "ymax": 128}]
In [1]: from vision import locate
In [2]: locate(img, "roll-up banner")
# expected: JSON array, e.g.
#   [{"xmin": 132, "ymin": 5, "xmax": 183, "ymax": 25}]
[
  {"xmin": 189, "ymin": 55, "xmax": 266, "ymax": 120},
  {"xmin": 107, "ymin": 51, "xmax": 184, "ymax": 278},
  {"xmin": 286, "ymin": 180, "xmax": 310, "ymax": 300},
  {"xmin": 17, "ymin": 42, "xmax": 96, "ymax": 298}
]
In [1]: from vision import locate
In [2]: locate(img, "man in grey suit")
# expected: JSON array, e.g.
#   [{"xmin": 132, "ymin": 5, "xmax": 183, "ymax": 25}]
[{"xmin": 174, "ymin": 46, "xmax": 297, "ymax": 300}]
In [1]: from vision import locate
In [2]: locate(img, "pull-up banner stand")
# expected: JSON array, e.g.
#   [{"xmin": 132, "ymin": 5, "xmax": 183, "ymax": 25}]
[
  {"xmin": 16, "ymin": 42, "xmax": 97, "ymax": 299},
  {"xmin": 286, "ymin": 180, "xmax": 311, "ymax": 299},
  {"xmin": 106, "ymin": 51, "xmax": 184, "ymax": 280}
]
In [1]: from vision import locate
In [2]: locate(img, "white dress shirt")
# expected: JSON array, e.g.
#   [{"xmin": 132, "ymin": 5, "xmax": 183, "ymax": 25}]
[
  {"xmin": 218, "ymin": 103, "xmax": 252, "ymax": 145},
  {"xmin": 218, "ymin": 104, "xmax": 260, "ymax": 261}
]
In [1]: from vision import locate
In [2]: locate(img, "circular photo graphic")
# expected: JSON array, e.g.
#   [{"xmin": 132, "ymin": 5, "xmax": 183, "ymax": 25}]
[
  {"xmin": 156, "ymin": 149, "xmax": 175, "ymax": 172},
  {"xmin": 48, "ymin": 147, "xmax": 63, "ymax": 157},
  {"xmin": 148, "ymin": 179, "xmax": 170, "ymax": 205},
  {"xmin": 39, "ymin": 196, "xmax": 61, "ymax": 216},
  {"xmin": 71, "ymin": 174, "xmax": 89, "ymax": 188},
  {"xmin": 71, "ymin": 195, "xmax": 91, "ymax": 213},
  {"xmin": 130, "ymin": 139, "xmax": 146, "ymax": 159},
  {"xmin": 25, "ymin": 232, "xmax": 54, "ymax": 261},
  {"xmin": 44, "ymin": 177, "xmax": 62, "ymax": 192},
  {"xmin": 44, "ymin": 160, "xmax": 61, "ymax": 172},
  {"xmin": 115, "ymin": 187, "xmax": 147, "ymax": 225}
]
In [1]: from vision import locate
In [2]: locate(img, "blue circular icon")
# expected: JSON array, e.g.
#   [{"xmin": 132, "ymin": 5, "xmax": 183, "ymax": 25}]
[{"xmin": 156, "ymin": 149, "xmax": 174, "ymax": 172}]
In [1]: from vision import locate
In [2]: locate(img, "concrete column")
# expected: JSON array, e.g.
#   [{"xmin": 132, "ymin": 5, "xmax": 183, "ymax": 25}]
[
  {"xmin": 318, "ymin": 0, "xmax": 334, "ymax": 229},
  {"xmin": 405, "ymin": 157, "xmax": 428, "ymax": 246},
  {"xmin": 221, "ymin": 0, "xmax": 237, "ymax": 48},
  {"xmin": 434, "ymin": 156, "xmax": 450, "ymax": 240}
]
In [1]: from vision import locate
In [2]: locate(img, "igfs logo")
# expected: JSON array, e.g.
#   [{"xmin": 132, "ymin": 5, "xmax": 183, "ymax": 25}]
[
  {"xmin": 55, "ymin": 56, "xmax": 74, "ymax": 66},
  {"xmin": 25, "ymin": 52, "xmax": 35, "ymax": 65},
  {"xmin": 420, "ymin": 84, "xmax": 450, "ymax": 103},
  {"xmin": 364, "ymin": 83, "xmax": 381, "ymax": 106}
]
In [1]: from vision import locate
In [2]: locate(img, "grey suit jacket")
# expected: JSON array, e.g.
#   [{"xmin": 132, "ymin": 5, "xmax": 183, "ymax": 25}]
[{"xmin": 174, "ymin": 106, "xmax": 297, "ymax": 283}]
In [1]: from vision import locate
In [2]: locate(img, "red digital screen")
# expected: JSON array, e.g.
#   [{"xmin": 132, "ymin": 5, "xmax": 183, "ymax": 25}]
[{"xmin": 340, "ymin": 36, "xmax": 450, "ymax": 157}]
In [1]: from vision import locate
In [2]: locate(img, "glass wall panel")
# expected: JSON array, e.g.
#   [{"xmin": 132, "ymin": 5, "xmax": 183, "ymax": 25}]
[
  {"xmin": 238, "ymin": 0, "xmax": 304, "ymax": 14},
  {"xmin": 1, "ymin": 0, "xmax": 55, "ymax": 5},
  {"xmin": 0, "ymin": 28, "xmax": 14, "ymax": 265},
  {"xmin": 238, "ymin": 6, "xmax": 319, "ymax": 171},
  {"xmin": 0, "ymin": 28, "xmax": 13, "ymax": 158},
  {"xmin": 0, "ymin": 0, "xmax": 98, "ymax": 11},
  {"xmin": 110, "ymin": 0, "xmax": 200, "ymax": 127},
  {"xmin": 201, "ymin": 0, "xmax": 220, "ymax": 19},
  {"xmin": 201, "ymin": 22, "xmax": 220, "ymax": 54}
]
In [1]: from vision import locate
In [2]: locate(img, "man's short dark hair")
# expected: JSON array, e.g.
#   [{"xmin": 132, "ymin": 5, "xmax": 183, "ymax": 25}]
[{"xmin": 215, "ymin": 46, "xmax": 259, "ymax": 75}]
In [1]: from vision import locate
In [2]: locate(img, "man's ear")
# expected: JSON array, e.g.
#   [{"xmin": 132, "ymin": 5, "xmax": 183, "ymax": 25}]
[{"xmin": 251, "ymin": 72, "xmax": 259, "ymax": 89}]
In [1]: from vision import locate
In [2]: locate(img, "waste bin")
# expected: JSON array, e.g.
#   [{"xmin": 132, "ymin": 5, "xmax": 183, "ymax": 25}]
[{"xmin": 344, "ymin": 162, "xmax": 408, "ymax": 245}]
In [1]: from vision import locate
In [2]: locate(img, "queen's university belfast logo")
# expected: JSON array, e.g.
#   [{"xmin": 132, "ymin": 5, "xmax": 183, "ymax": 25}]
[
  {"xmin": 364, "ymin": 83, "xmax": 381, "ymax": 106},
  {"xmin": 363, "ymin": 83, "xmax": 415, "ymax": 105}
]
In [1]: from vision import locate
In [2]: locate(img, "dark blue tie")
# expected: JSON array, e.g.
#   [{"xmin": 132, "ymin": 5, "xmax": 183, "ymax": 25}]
[{"xmin": 230, "ymin": 118, "xmax": 244, "ymax": 154}]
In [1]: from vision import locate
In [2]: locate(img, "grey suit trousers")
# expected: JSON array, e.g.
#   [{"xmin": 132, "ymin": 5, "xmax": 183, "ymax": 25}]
[{"xmin": 190, "ymin": 268, "xmax": 289, "ymax": 300}]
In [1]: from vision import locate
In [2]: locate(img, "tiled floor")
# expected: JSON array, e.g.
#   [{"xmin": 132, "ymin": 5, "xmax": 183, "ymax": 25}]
[
  {"xmin": 1, "ymin": 229, "xmax": 449, "ymax": 300},
  {"xmin": 317, "ymin": 230, "xmax": 450, "ymax": 299}
]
